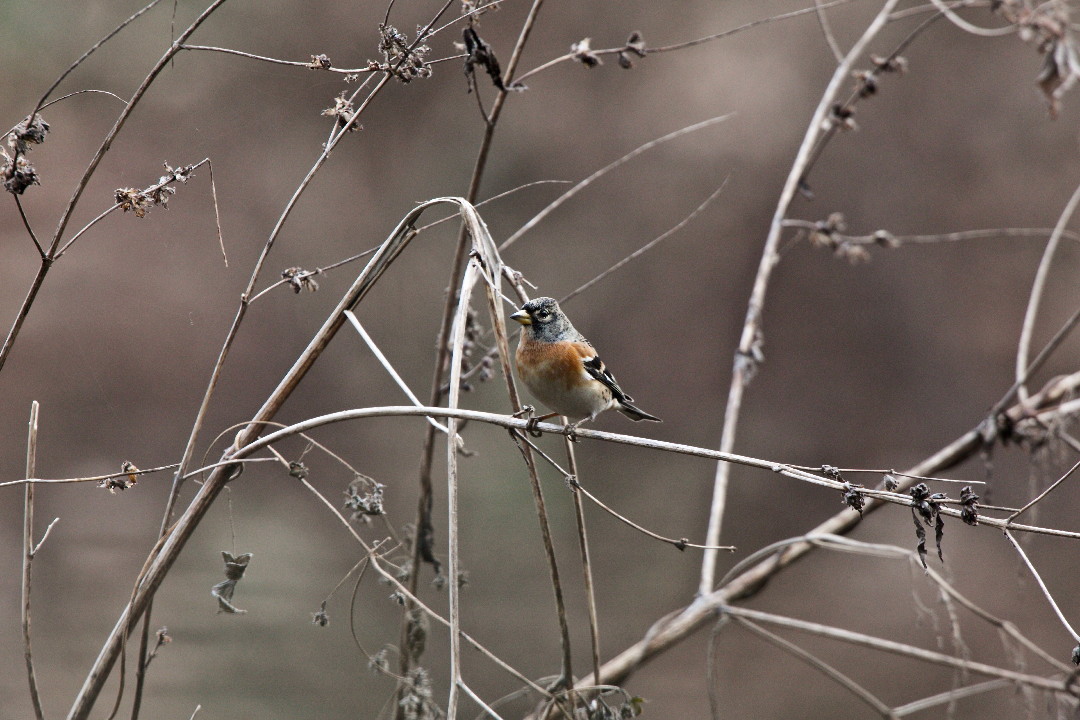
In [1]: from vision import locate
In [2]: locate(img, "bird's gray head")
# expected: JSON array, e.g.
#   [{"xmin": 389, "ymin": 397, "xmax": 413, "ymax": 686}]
[{"xmin": 509, "ymin": 297, "xmax": 575, "ymax": 342}]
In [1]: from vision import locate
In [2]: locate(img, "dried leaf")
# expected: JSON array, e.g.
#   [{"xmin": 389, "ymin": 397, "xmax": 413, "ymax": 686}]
[
  {"xmin": 211, "ymin": 551, "xmax": 252, "ymax": 614},
  {"xmin": 959, "ymin": 485, "xmax": 979, "ymax": 526},
  {"xmin": 377, "ymin": 24, "xmax": 431, "ymax": 83},
  {"xmin": 911, "ymin": 504, "xmax": 929, "ymax": 569},
  {"xmin": 98, "ymin": 461, "xmax": 140, "ymax": 493},
  {"xmin": 841, "ymin": 482, "xmax": 865, "ymax": 515},
  {"xmin": 571, "ymin": 37, "xmax": 602, "ymax": 67},
  {"xmin": 463, "ymin": 27, "xmax": 507, "ymax": 91},
  {"xmin": 308, "ymin": 53, "xmax": 332, "ymax": 70},
  {"xmin": 322, "ymin": 92, "xmax": 361, "ymax": 132},
  {"xmin": 2, "ymin": 154, "xmax": 40, "ymax": 195},
  {"xmin": 344, "ymin": 477, "xmax": 385, "ymax": 519},
  {"xmin": 618, "ymin": 31, "xmax": 646, "ymax": 69},
  {"xmin": 909, "ymin": 483, "xmax": 947, "ymax": 568}
]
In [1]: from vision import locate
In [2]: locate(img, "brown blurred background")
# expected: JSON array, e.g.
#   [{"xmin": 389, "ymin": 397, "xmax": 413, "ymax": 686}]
[{"xmin": 3, "ymin": 0, "xmax": 1080, "ymax": 718}]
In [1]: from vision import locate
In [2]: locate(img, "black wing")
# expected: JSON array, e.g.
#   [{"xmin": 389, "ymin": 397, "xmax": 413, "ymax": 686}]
[{"xmin": 582, "ymin": 355, "xmax": 633, "ymax": 403}]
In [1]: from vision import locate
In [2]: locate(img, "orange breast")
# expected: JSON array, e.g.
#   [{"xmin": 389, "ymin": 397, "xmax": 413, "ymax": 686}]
[
  {"xmin": 515, "ymin": 335, "xmax": 612, "ymax": 420},
  {"xmin": 515, "ymin": 337, "xmax": 587, "ymax": 391}
]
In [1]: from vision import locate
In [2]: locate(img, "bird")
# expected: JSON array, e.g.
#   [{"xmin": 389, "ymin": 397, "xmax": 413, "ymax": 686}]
[{"xmin": 509, "ymin": 296, "xmax": 661, "ymax": 433}]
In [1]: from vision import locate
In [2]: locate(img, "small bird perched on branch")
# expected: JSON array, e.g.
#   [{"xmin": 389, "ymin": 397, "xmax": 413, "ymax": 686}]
[{"xmin": 509, "ymin": 297, "xmax": 661, "ymax": 433}]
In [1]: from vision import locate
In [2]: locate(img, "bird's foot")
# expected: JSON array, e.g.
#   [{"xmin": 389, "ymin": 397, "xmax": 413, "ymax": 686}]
[
  {"xmin": 564, "ymin": 421, "xmax": 580, "ymax": 443},
  {"xmin": 514, "ymin": 405, "xmax": 550, "ymax": 437},
  {"xmin": 526, "ymin": 416, "xmax": 545, "ymax": 438}
]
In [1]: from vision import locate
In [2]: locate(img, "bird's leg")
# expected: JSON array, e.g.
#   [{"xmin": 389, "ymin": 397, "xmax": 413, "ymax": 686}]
[
  {"xmin": 564, "ymin": 415, "xmax": 592, "ymax": 443},
  {"xmin": 515, "ymin": 405, "xmax": 558, "ymax": 437},
  {"xmin": 528, "ymin": 412, "xmax": 558, "ymax": 437},
  {"xmin": 565, "ymin": 407, "xmax": 606, "ymax": 442}
]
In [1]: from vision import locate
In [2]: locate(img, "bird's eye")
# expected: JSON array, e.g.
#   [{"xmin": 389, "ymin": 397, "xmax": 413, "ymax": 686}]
[{"xmin": 537, "ymin": 311, "xmax": 550, "ymax": 320}]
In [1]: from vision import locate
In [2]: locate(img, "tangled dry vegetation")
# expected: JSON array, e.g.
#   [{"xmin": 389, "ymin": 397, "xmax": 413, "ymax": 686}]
[{"xmin": 5, "ymin": 1, "xmax": 1080, "ymax": 719}]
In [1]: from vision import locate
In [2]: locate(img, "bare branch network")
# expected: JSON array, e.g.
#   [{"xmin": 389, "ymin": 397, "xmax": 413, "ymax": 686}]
[{"xmin": 3, "ymin": 1, "xmax": 1080, "ymax": 719}]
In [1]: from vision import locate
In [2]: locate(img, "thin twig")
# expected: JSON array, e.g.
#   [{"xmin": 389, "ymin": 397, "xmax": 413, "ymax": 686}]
[
  {"xmin": 33, "ymin": 0, "xmax": 167, "ymax": 112},
  {"xmin": 573, "ymin": 481, "xmax": 735, "ymax": 552},
  {"xmin": 732, "ymin": 616, "xmax": 898, "ymax": 718},
  {"xmin": 891, "ymin": 679, "xmax": 1012, "ymax": 716},
  {"xmin": 32, "ymin": 89, "xmax": 128, "ymax": 115},
  {"xmin": 22, "ymin": 400, "xmax": 46, "ymax": 720},
  {"xmin": 559, "ymin": 179, "xmax": 728, "ymax": 305},
  {"xmin": 415, "ymin": 180, "xmax": 573, "ymax": 235},
  {"xmin": 500, "ymin": 115, "xmax": 731, "ymax": 251},
  {"xmin": 1016, "ymin": 179, "xmax": 1080, "ymax": 401},
  {"xmin": 792, "ymin": 466, "xmax": 985, "ymax": 485},
  {"xmin": 564, "ymin": 436, "xmax": 601, "ymax": 686},
  {"xmin": 721, "ymin": 605, "xmax": 1072, "ymax": 693},
  {"xmin": 507, "ymin": 428, "xmax": 734, "ymax": 551},
  {"xmin": 698, "ymin": 0, "xmax": 902, "ymax": 597},
  {"xmin": 814, "ymin": 0, "xmax": 846, "ymax": 62},
  {"xmin": 928, "ymin": 0, "xmax": 1016, "ymax": 35},
  {"xmin": 1007, "ymin": 456, "xmax": 1080, "ymax": 523},
  {"xmin": 207, "ymin": 160, "xmax": 227, "ymax": 266},
  {"xmin": 55, "ymin": 158, "xmax": 211, "ymax": 258},
  {"xmin": 990, "ymin": 301, "xmax": 1080, "ymax": 418},
  {"xmin": 717, "ymin": 533, "xmax": 1072, "ymax": 675},
  {"xmin": 446, "ymin": 257, "xmax": 485, "ymax": 720},
  {"xmin": 717, "ymin": 533, "xmax": 904, "ymax": 589},
  {"xmin": 512, "ymin": 0, "xmax": 860, "ymax": 87},
  {"xmin": 889, "ymin": 0, "xmax": 993, "ymax": 20},
  {"xmin": 459, "ymin": 681, "xmax": 506, "ymax": 720},
  {"xmin": 426, "ymin": 0, "xmax": 506, "ymax": 39},
  {"xmin": 217, "ymin": 402, "xmax": 1080, "ymax": 540},
  {"xmin": 14, "ymin": 196, "xmax": 45, "ymax": 258},
  {"xmin": 179, "ymin": 44, "xmax": 379, "ymax": 73},
  {"xmin": 779, "ymin": 223, "xmax": 1080, "ymax": 247},
  {"xmin": 795, "ymin": 4, "xmax": 947, "ymax": 192},
  {"xmin": 0, "ymin": 459, "xmax": 279, "ymax": 489},
  {"xmin": 344, "ymin": 310, "xmax": 448, "ymax": 434},
  {"xmin": 1003, "ymin": 529, "xmax": 1080, "ymax": 644}
]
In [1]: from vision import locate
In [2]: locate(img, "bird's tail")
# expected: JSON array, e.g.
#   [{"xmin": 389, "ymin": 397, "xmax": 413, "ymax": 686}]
[{"xmin": 617, "ymin": 400, "xmax": 661, "ymax": 422}]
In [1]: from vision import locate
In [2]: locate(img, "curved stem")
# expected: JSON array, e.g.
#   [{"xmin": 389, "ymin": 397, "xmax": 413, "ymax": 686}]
[
  {"xmin": 1003, "ymin": 530, "xmax": 1080, "ymax": 645},
  {"xmin": 698, "ymin": 0, "xmax": 902, "ymax": 596},
  {"xmin": 1015, "ymin": 178, "xmax": 1080, "ymax": 401}
]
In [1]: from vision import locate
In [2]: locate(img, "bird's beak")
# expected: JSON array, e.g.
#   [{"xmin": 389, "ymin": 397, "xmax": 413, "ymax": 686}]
[{"xmin": 509, "ymin": 309, "xmax": 531, "ymax": 326}]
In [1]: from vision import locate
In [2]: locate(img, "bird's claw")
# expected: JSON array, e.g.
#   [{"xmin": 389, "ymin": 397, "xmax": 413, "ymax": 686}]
[
  {"xmin": 514, "ymin": 405, "xmax": 545, "ymax": 437},
  {"xmin": 516, "ymin": 405, "xmax": 548, "ymax": 440},
  {"xmin": 526, "ymin": 416, "xmax": 544, "ymax": 438}
]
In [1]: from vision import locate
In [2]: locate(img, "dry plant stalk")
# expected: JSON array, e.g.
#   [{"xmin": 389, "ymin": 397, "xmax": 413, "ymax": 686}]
[
  {"xmin": 6, "ymin": 1, "xmax": 1080, "ymax": 718},
  {"xmin": 64, "ymin": 197, "xmax": 498, "ymax": 720}
]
